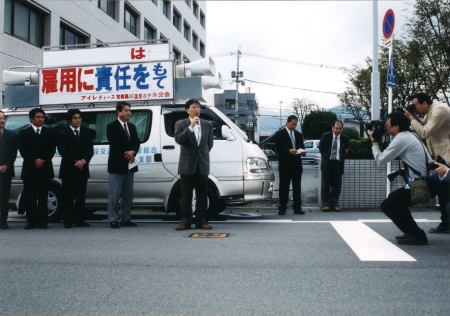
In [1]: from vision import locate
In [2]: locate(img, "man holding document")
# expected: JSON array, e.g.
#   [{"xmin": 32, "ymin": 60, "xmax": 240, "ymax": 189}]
[
  {"xmin": 275, "ymin": 115, "xmax": 306, "ymax": 215},
  {"xmin": 319, "ymin": 120, "xmax": 349, "ymax": 212},
  {"xmin": 106, "ymin": 102, "xmax": 140, "ymax": 229}
]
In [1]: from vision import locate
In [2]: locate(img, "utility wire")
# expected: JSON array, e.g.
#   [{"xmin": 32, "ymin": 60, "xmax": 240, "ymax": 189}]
[{"xmin": 245, "ymin": 79, "xmax": 341, "ymax": 95}]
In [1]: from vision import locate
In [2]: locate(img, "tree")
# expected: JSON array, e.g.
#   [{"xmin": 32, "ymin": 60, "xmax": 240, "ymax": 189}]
[
  {"xmin": 290, "ymin": 97, "xmax": 318, "ymax": 132},
  {"xmin": 343, "ymin": 127, "xmax": 360, "ymax": 140},
  {"xmin": 302, "ymin": 110, "xmax": 337, "ymax": 140}
]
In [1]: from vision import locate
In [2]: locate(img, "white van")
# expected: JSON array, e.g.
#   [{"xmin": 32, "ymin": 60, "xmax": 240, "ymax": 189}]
[{"xmin": 4, "ymin": 103, "xmax": 274, "ymax": 221}]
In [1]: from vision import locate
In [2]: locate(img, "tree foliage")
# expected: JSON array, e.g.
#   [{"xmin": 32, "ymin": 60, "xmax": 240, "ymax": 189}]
[
  {"xmin": 291, "ymin": 97, "xmax": 318, "ymax": 132},
  {"xmin": 339, "ymin": 0, "xmax": 450, "ymax": 120},
  {"xmin": 343, "ymin": 127, "xmax": 360, "ymax": 140},
  {"xmin": 302, "ymin": 110, "xmax": 337, "ymax": 140}
]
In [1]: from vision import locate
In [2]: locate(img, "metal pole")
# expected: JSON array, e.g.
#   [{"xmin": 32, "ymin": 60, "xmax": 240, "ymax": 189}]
[
  {"xmin": 235, "ymin": 49, "xmax": 240, "ymax": 125},
  {"xmin": 386, "ymin": 43, "xmax": 394, "ymax": 198},
  {"xmin": 371, "ymin": 0, "xmax": 380, "ymax": 120},
  {"xmin": 279, "ymin": 101, "xmax": 282, "ymax": 128}
]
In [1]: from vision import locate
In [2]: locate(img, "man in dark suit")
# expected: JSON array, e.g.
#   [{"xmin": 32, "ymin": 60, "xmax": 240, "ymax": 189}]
[
  {"xmin": 18, "ymin": 108, "xmax": 56, "ymax": 229},
  {"xmin": 57, "ymin": 109, "xmax": 94, "ymax": 228},
  {"xmin": 274, "ymin": 115, "xmax": 306, "ymax": 215},
  {"xmin": 174, "ymin": 99, "xmax": 214, "ymax": 230},
  {"xmin": 319, "ymin": 120, "xmax": 350, "ymax": 212},
  {"xmin": 0, "ymin": 111, "xmax": 19, "ymax": 229},
  {"xmin": 106, "ymin": 102, "xmax": 140, "ymax": 229}
]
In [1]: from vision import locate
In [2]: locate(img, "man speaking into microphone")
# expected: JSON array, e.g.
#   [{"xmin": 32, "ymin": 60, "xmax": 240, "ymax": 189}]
[{"xmin": 174, "ymin": 99, "xmax": 214, "ymax": 231}]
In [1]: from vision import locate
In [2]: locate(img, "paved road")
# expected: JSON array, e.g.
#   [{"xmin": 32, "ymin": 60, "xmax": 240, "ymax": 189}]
[{"xmin": 1, "ymin": 209, "xmax": 449, "ymax": 316}]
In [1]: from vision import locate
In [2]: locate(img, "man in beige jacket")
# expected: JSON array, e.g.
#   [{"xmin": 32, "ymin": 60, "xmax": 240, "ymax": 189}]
[{"xmin": 404, "ymin": 92, "xmax": 450, "ymax": 233}]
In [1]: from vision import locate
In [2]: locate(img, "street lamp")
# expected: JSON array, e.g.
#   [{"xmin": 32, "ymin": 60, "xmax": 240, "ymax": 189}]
[{"xmin": 279, "ymin": 101, "xmax": 282, "ymax": 128}]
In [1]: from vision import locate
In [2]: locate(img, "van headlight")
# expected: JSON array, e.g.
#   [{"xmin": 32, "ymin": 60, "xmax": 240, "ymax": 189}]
[{"xmin": 246, "ymin": 157, "xmax": 270, "ymax": 173}]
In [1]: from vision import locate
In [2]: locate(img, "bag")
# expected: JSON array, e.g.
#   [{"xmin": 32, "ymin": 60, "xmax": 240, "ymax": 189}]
[{"xmin": 409, "ymin": 178, "xmax": 430, "ymax": 204}]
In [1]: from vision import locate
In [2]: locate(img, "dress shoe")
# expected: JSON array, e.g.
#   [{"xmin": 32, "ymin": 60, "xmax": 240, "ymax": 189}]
[
  {"xmin": 395, "ymin": 233, "xmax": 411, "ymax": 240},
  {"xmin": 322, "ymin": 206, "xmax": 330, "ymax": 212},
  {"xmin": 110, "ymin": 221, "xmax": 120, "ymax": 229},
  {"xmin": 397, "ymin": 236, "xmax": 428, "ymax": 245},
  {"xmin": 64, "ymin": 222, "xmax": 73, "ymax": 228},
  {"xmin": 37, "ymin": 223, "xmax": 48, "ymax": 229},
  {"xmin": 1, "ymin": 222, "xmax": 9, "ymax": 229},
  {"xmin": 175, "ymin": 224, "xmax": 191, "ymax": 231},
  {"xmin": 120, "ymin": 220, "xmax": 137, "ymax": 227},
  {"xmin": 333, "ymin": 206, "xmax": 341, "ymax": 212},
  {"xmin": 24, "ymin": 222, "xmax": 36, "ymax": 230},
  {"xmin": 293, "ymin": 209, "xmax": 305, "ymax": 215},
  {"xmin": 278, "ymin": 211, "xmax": 286, "ymax": 215},
  {"xmin": 195, "ymin": 223, "xmax": 212, "ymax": 230},
  {"xmin": 429, "ymin": 225, "xmax": 450, "ymax": 234},
  {"xmin": 75, "ymin": 221, "xmax": 90, "ymax": 227}
]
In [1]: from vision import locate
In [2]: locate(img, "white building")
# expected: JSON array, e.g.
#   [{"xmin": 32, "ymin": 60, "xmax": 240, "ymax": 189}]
[{"xmin": 1, "ymin": 0, "xmax": 206, "ymax": 108}]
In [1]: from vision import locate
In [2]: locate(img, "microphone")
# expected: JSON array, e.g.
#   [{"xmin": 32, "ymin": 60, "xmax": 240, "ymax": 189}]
[{"xmin": 196, "ymin": 116, "xmax": 199, "ymax": 125}]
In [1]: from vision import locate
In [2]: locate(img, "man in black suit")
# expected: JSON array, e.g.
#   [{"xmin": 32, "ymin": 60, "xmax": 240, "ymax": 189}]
[
  {"xmin": 106, "ymin": 102, "xmax": 140, "ymax": 229},
  {"xmin": 57, "ymin": 109, "xmax": 94, "ymax": 228},
  {"xmin": 18, "ymin": 108, "xmax": 56, "ymax": 229},
  {"xmin": 174, "ymin": 99, "xmax": 214, "ymax": 230},
  {"xmin": 319, "ymin": 120, "xmax": 350, "ymax": 212},
  {"xmin": 0, "ymin": 111, "xmax": 19, "ymax": 229},
  {"xmin": 274, "ymin": 115, "xmax": 306, "ymax": 215}
]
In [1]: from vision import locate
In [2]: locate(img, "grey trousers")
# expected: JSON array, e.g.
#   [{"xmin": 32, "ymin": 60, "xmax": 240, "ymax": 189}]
[{"xmin": 108, "ymin": 172, "xmax": 134, "ymax": 223}]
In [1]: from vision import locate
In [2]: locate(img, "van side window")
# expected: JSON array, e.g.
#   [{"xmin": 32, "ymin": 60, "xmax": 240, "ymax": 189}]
[
  {"xmin": 5, "ymin": 110, "xmax": 152, "ymax": 144},
  {"xmin": 304, "ymin": 141, "xmax": 313, "ymax": 149},
  {"xmin": 163, "ymin": 106, "xmax": 226, "ymax": 139}
]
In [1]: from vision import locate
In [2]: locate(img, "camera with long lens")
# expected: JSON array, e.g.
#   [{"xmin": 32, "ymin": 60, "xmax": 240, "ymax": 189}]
[
  {"xmin": 428, "ymin": 155, "xmax": 446, "ymax": 170},
  {"xmin": 388, "ymin": 168, "xmax": 406, "ymax": 182},
  {"xmin": 395, "ymin": 103, "xmax": 415, "ymax": 114},
  {"xmin": 364, "ymin": 120, "xmax": 386, "ymax": 140}
]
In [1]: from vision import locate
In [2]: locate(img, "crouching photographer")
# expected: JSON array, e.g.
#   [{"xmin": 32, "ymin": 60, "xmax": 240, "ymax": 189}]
[{"xmin": 370, "ymin": 112, "xmax": 433, "ymax": 245}]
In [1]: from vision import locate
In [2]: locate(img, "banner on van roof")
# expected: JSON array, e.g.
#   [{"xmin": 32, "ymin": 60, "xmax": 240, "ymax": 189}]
[
  {"xmin": 42, "ymin": 44, "xmax": 170, "ymax": 67},
  {"xmin": 39, "ymin": 61, "xmax": 173, "ymax": 105}
]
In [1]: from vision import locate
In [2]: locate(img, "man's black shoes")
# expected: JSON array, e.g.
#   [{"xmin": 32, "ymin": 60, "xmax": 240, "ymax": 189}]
[
  {"xmin": 75, "ymin": 222, "xmax": 90, "ymax": 227},
  {"xmin": 397, "ymin": 236, "xmax": 428, "ymax": 245},
  {"xmin": 24, "ymin": 222, "xmax": 36, "ymax": 230},
  {"xmin": 110, "ymin": 221, "xmax": 120, "ymax": 229},
  {"xmin": 120, "ymin": 220, "xmax": 137, "ymax": 227},
  {"xmin": 293, "ymin": 210, "xmax": 305, "ymax": 215},
  {"xmin": 429, "ymin": 225, "xmax": 450, "ymax": 234},
  {"xmin": 64, "ymin": 222, "xmax": 73, "ymax": 228},
  {"xmin": 37, "ymin": 223, "xmax": 48, "ymax": 229},
  {"xmin": 395, "ymin": 234, "xmax": 410, "ymax": 240}
]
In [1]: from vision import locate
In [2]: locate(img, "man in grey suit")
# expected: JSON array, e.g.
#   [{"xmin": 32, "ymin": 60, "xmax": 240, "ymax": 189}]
[
  {"xmin": 0, "ymin": 111, "xmax": 18, "ymax": 229},
  {"xmin": 174, "ymin": 99, "xmax": 214, "ymax": 230}
]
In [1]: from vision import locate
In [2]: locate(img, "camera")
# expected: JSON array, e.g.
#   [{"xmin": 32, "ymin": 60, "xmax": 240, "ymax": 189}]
[
  {"xmin": 428, "ymin": 155, "xmax": 446, "ymax": 170},
  {"xmin": 388, "ymin": 168, "xmax": 406, "ymax": 182},
  {"xmin": 364, "ymin": 120, "xmax": 386, "ymax": 140},
  {"xmin": 395, "ymin": 103, "xmax": 415, "ymax": 114}
]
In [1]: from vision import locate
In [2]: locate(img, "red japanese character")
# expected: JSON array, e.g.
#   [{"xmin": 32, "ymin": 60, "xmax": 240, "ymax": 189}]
[
  {"xmin": 78, "ymin": 68, "xmax": 94, "ymax": 92},
  {"xmin": 131, "ymin": 47, "xmax": 146, "ymax": 60},
  {"xmin": 60, "ymin": 68, "xmax": 77, "ymax": 92},
  {"xmin": 41, "ymin": 69, "xmax": 59, "ymax": 94}
]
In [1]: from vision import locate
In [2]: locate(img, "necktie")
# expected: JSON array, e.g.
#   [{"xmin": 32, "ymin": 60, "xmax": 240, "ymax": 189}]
[
  {"xmin": 195, "ymin": 124, "xmax": 200, "ymax": 145},
  {"xmin": 74, "ymin": 129, "xmax": 79, "ymax": 139},
  {"xmin": 36, "ymin": 128, "xmax": 40, "ymax": 135},
  {"xmin": 331, "ymin": 136, "xmax": 338, "ymax": 160},
  {"xmin": 0, "ymin": 130, "xmax": 3, "ymax": 142},
  {"xmin": 123, "ymin": 123, "xmax": 130, "ymax": 142},
  {"xmin": 290, "ymin": 131, "xmax": 295, "ymax": 149}
]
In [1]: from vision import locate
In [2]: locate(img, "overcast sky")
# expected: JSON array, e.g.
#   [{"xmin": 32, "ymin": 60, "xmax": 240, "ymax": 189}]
[{"xmin": 205, "ymin": 0, "xmax": 415, "ymax": 112}]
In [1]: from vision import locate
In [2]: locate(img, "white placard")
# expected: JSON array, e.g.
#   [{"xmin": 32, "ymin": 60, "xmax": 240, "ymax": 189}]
[
  {"xmin": 39, "ymin": 61, "xmax": 173, "ymax": 105},
  {"xmin": 42, "ymin": 44, "xmax": 170, "ymax": 67}
]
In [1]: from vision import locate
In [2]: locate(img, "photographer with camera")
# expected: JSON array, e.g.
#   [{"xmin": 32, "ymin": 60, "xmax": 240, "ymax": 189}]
[
  {"xmin": 404, "ymin": 92, "xmax": 450, "ymax": 234},
  {"xmin": 371, "ymin": 112, "xmax": 432, "ymax": 245}
]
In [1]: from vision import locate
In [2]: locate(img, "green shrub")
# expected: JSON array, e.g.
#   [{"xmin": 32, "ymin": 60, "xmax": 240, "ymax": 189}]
[{"xmin": 347, "ymin": 138, "xmax": 387, "ymax": 159}]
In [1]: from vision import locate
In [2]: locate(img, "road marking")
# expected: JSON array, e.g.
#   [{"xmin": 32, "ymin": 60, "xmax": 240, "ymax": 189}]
[{"xmin": 331, "ymin": 221, "xmax": 416, "ymax": 262}]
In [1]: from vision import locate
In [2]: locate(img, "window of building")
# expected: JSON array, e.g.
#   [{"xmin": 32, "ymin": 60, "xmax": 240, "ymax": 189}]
[
  {"xmin": 173, "ymin": 45, "xmax": 181, "ymax": 61},
  {"xmin": 173, "ymin": 7, "xmax": 181, "ymax": 32},
  {"xmin": 163, "ymin": 1, "xmax": 171, "ymax": 20},
  {"xmin": 185, "ymin": 0, "xmax": 191, "ymax": 8},
  {"xmin": 200, "ymin": 10, "xmax": 205, "ymax": 28},
  {"xmin": 192, "ymin": 32, "xmax": 198, "ymax": 50},
  {"xmin": 200, "ymin": 41, "xmax": 205, "ymax": 58},
  {"xmin": 183, "ymin": 55, "xmax": 190, "ymax": 64},
  {"xmin": 144, "ymin": 22, "xmax": 157, "ymax": 40},
  {"xmin": 247, "ymin": 100, "xmax": 254, "ymax": 111},
  {"xmin": 4, "ymin": 0, "xmax": 46, "ymax": 47},
  {"xmin": 225, "ymin": 99, "xmax": 236, "ymax": 109},
  {"xmin": 60, "ymin": 23, "xmax": 87, "ymax": 48},
  {"xmin": 98, "ymin": 0, "xmax": 117, "ymax": 20},
  {"xmin": 193, "ymin": 1, "xmax": 198, "ymax": 18},
  {"xmin": 96, "ymin": 40, "xmax": 108, "ymax": 47},
  {"xmin": 124, "ymin": 4, "xmax": 138, "ymax": 36},
  {"xmin": 183, "ymin": 20, "xmax": 190, "ymax": 42},
  {"xmin": 152, "ymin": 0, "xmax": 157, "ymax": 5}
]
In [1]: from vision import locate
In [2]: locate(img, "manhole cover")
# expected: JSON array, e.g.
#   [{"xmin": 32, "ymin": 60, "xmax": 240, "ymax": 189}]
[{"xmin": 189, "ymin": 233, "xmax": 229, "ymax": 238}]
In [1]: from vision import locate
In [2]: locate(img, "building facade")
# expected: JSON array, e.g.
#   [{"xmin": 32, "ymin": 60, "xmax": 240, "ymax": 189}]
[
  {"xmin": 214, "ymin": 89, "xmax": 259, "ymax": 143},
  {"xmin": 1, "ymin": 0, "xmax": 206, "ymax": 108}
]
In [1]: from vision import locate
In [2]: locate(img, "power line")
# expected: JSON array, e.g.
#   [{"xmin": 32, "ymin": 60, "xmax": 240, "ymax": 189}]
[
  {"xmin": 208, "ymin": 51, "xmax": 351, "ymax": 71},
  {"xmin": 245, "ymin": 79, "xmax": 341, "ymax": 95}
]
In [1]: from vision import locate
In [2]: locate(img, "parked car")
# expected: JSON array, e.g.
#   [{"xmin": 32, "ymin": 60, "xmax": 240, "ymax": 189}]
[{"xmin": 302, "ymin": 139, "xmax": 320, "ymax": 163}]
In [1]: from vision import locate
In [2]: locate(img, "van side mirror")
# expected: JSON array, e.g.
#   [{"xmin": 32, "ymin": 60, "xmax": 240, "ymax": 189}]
[{"xmin": 221, "ymin": 125, "xmax": 235, "ymax": 141}]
